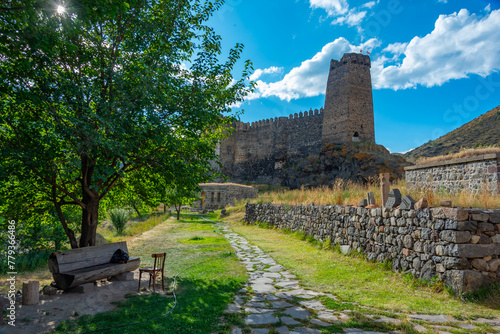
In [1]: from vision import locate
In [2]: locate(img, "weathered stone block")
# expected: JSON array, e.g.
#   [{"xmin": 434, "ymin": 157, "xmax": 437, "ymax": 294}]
[
  {"xmin": 443, "ymin": 270, "xmax": 489, "ymax": 294},
  {"xmin": 431, "ymin": 208, "xmax": 469, "ymax": 221},
  {"xmin": 384, "ymin": 189, "xmax": 402, "ymax": 209},
  {"xmin": 471, "ymin": 235, "xmax": 481, "ymax": 244},
  {"xmin": 439, "ymin": 200, "xmax": 452, "ymax": 207},
  {"xmin": 419, "ymin": 260, "xmax": 436, "ymax": 281},
  {"xmin": 478, "ymin": 222, "xmax": 494, "ymax": 232},
  {"xmin": 414, "ymin": 198, "xmax": 428, "ymax": 210},
  {"xmin": 367, "ymin": 192, "xmax": 376, "ymax": 206},
  {"xmin": 358, "ymin": 199, "xmax": 368, "ymax": 207},
  {"xmin": 491, "ymin": 235, "xmax": 500, "ymax": 244},
  {"xmin": 400, "ymin": 195, "xmax": 416, "ymax": 210},
  {"xmin": 472, "ymin": 214, "xmax": 490, "ymax": 222},
  {"xmin": 490, "ymin": 213, "xmax": 500, "ymax": 224},
  {"xmin": 439, "ymin": 230, "xmax": 472, "ymax": 243},
  {"xmin": 442, "ymin": 257, "xmax": 469, "ymax": 269},
  {"xmin": 488, "ymin": 259, "xmax": 500, "ymax": 272},
  {"xmin": 471, "ymin": 259, "xmax": 489, "ymax": 271},
  {"xmin": 449, "ymin": 244, "xmax": 500, "ymax": 258}
]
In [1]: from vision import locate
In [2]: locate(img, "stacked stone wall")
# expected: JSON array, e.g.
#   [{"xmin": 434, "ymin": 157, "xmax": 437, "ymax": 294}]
[
  {"xmin": 245, "ymin": 203, "xmax": 500, "ymax": 293},
  {"xmin": 405, "ymin": 154, "xmax": 500, "ymax": 194}
]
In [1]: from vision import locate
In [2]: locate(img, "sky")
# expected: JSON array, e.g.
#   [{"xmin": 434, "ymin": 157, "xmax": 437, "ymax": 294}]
[{"xmin": 208, "ymin": 0, "xmax": 500, "ymax": 153}]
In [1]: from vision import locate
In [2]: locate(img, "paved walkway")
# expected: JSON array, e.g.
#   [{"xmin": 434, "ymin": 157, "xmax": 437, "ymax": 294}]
[{"xmin": 219, "ymin": 224, "xmax": 500, "ymax": 334}]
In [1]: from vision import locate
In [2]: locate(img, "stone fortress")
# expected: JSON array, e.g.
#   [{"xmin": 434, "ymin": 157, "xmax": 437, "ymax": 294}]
[{"xmin": 219, "ymin": 53, "xmax": 375, "ymax": 183}]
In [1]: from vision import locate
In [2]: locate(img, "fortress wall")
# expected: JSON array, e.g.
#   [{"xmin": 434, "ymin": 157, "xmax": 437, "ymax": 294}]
[
  {"xmin": 405, "ymin": 154, "xmax": 500, "ymax": 194},
  {"xmin": 220, "ymin": 111, "xmax": 324, "ymax": 181},
  {"xmin": 245, "ymin": 203, "xmax": 500, "ymax": 294},
  {"xmin": 285, "ymin": 110, "xmax": 323, "ymax": 158}
]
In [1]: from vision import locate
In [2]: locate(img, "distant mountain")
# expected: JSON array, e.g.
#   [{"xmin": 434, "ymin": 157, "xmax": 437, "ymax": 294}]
[{"xmin": 404, "ymin": 106, "xmax": 500, "ymax": 162}]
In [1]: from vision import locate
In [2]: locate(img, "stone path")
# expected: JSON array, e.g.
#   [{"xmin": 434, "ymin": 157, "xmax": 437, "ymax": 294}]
[{"xmin": 218, "ymin": 224, "xmax": 500, "ymax": 334}]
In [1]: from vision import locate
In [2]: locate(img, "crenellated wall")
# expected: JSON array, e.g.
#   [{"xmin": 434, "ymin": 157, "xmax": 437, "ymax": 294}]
[
  {"xmin": 245, "ymin": 203, "xmax": 500, "ymax": 294},
  {"xmin": 220, "ymin": 109, "xmax": 324, "ymax": 183}
]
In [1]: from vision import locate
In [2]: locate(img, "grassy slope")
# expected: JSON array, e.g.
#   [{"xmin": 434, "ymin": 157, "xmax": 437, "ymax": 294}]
[
  {"xmin": 54, "ymin": 213, "xmax": 247, "ymax": 334},
  {"xmin": 404, "ymin": 106, "xmax": 500, "ymax": 162},
  {"xmin": 224, "ymin": 210, "xmax": 500, "ymax": 319}
]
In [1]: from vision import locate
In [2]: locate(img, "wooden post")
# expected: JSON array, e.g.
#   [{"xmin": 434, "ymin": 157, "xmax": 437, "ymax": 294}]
[
  {"xmin": 22, "ymin": 281, "xmax": 39, "ymax": 305},
  {"xmin": 380, "ymin": 173, "xmax": 391, "ymax": 207}
]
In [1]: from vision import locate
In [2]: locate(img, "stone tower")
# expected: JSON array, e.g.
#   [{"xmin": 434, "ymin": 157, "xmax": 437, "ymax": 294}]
[{"xmin": 321, "ymin": 53, "xmax": 375, "ymax": 146}]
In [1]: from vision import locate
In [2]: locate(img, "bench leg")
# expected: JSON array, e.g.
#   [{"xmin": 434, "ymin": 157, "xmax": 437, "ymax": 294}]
[
  {"xmin": 138, "ymin": 271, "xmax": 142, "ymax": 292},
  {"xmin": 152, "ymin": 272, "xmax": 156, "ymax": 292},
  {"xmin": 161, "ymin": 270, "xmax": 165, "ymax": 291}
]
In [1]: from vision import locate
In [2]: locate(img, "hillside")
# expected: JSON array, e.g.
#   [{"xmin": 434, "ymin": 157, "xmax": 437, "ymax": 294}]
[
  {"xmin": 404, "ymin": 106, "xmax": 500, "ymax": 162},
  {"xmin": 283, "ymin": 142, "xmax": 409, "ymax": 189}
]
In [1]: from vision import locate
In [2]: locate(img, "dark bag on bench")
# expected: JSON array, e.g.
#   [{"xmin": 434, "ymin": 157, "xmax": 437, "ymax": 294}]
[{"xmin": 111, "ymin": 249, "xmax": 129, "ymax": 263}]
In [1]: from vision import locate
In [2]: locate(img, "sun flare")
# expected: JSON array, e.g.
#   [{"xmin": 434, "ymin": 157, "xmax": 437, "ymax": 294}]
[{"xmin": 57, "ymin": 5, "xmax": 65, "ymax": 14}]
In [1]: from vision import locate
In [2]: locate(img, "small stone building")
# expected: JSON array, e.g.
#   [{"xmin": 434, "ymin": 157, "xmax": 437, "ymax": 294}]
[{"xmin": 196, "ymin": 183, "xmax": 258, "ymax": 210}]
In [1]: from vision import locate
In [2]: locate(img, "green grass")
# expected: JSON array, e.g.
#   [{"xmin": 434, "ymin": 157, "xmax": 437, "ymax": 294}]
[
  {"xmin": 226, "ymin": 219, "xmax": 500, "ymax": 318},
  {"xmin": 54, "ymin": 212, "xmax": 247, "ymax": 333}
]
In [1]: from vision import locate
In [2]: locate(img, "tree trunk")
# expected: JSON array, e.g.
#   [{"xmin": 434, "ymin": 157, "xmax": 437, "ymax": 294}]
[
  {"xmin": 132, "ymin": 204, "xmax": 141, "ymax": 218},
  {"xmin": 79, "ymin": 191, "xmax": 100, "ymax": 248},
  {"xmin": 176, "ymin": 204, "xmax": 181, "ymax": 220}
]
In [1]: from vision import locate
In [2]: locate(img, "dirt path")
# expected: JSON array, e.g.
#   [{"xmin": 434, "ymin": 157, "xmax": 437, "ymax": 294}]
[{"xmin": 2, "ymin": 221, "xmax": 176, "ymax": 334}]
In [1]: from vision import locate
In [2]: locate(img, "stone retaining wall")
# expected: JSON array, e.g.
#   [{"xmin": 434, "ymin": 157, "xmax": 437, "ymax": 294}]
[
  {"xmin": 405, "ymin": 153, "xmax": 500, "ymax": 194},
  {"xmin": 245, "ymin": 203, "xmax": 500, "ymax": 294}
]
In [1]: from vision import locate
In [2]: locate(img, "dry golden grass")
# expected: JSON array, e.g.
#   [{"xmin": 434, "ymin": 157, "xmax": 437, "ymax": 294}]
[
  {"xmin": 416, "ymin": 146, "xmax": 500, "ymax": 165},
  {"xmin": 250, "ymin": 178, "xmax": 500, "ymax": 209}
]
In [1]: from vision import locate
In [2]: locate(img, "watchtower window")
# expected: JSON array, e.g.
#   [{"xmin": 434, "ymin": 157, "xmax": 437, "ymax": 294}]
[
  {"xmin": 211, "ymin": 192, "xmax": 214, "ymax": 201},
  {"xmin": 217, "ymin": 193, "xmax": 221, "ymax": 202},
  {"xmin": 353, "ymin": 132, "xmax": 359, "ymax": 137}
]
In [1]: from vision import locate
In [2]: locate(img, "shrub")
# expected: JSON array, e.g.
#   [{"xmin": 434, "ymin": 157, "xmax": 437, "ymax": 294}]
[{"xmin": 109, "ymin": 209, "xmax": 129, "ymax": 235}]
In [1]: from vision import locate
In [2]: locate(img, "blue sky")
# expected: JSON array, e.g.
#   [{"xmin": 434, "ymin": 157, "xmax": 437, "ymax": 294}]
[{"xmin": 209, "ymin": 0, "xmax": 500, "ymax": 153}]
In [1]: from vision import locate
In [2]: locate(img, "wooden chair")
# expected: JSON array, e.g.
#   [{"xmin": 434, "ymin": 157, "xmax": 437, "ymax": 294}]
[{"xmin": 138, "ymin": 253, "xmax": 166, "ymax": 292}]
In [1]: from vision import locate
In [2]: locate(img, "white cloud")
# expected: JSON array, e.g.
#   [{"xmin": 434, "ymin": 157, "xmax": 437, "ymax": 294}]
[
  {"xmin": 362, "ymin": 1, "xmax": 378, "ymax": 9},
  {"xmin": 247, "ymin": 37, "xmax": 379, "ymax": 101},
  {"xmin": 309, "ymin": 0, "xmax": 349, "ymax": 16},
  {"xmin": 249, "ymin": 66, "xmax": 283, "ymax": 81},
  {"xmin": 372, "ymin": 9, "xmax": 500, "ymax": 90},
  {"xmin": 437, "ymin": 0, "xmax": 448, "ymax": 3},
  {"xmin": 310, "ymin": 0, "xmax": 372, "ymax": 27},
  {"xmin": 485, "ymin": 4, "xmax": 491, "ymax": 12}
]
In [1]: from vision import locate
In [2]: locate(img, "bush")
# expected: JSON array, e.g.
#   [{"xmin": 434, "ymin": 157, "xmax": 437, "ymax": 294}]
[{"xmin": 109, "ymin": 209, "xmax": 129, "ymax": 235}]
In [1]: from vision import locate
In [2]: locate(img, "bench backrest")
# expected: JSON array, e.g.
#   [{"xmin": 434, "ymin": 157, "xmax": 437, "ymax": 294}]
[{"xmin": 50, "ymin": 241, "xmax": 129, "ymax": 273}]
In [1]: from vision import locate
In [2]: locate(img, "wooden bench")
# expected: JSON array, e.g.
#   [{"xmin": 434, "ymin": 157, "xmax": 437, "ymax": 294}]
[{"xmin": 48, "ymin": 241, "xmax": 140, "ymax": 290}]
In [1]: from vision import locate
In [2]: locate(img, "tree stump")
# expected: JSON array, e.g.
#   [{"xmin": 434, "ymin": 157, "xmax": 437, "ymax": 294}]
[{"xmin": 22, "ymin": 281, "xmax": 39, "ymax": 305}]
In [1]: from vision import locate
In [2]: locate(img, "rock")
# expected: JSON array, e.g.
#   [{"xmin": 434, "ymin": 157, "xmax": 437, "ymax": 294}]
[
  {"xmin": 414, "ymin": 198, "xmax": 428, "ymax": 210},
  {"xmin": 439, "ymin": 230, "xmax": 472, "ymax": 243},
  {"xmin": 420, "ymin": 260, "xmax": 436, "ymax": 281},
  {"xmin": 471, "ymin": 259, "xmax": 489, "ymax": 271},
  {"xmin": 472, "ymin": 213, "xmax": 490, "ymax": 222},
  {"xmin": 367, "ymin": 191, "xmax": 376, "ymax": 205},
  {"xmin": 384, "ymin": 189, "xmax": 402, "ymax": 210},
  {"xmin": 440, "ymin": 200, "xmax": 452, "ymax": 207},
  {"xmin": 42, "ymin": 285, "xmax": 57, "ymax": 295},
  {"xmin": 244, "ymin": 313, "xmax": 279, "ymax": 325},
  {"xmin": 400, "ymin": 195, "xmax": 416, "ymax": 210},
  {"xmin": 478, "ymin": 222, "xmax": 494, "ymax": 232},
  {"xmin": 449, "ymin": 244, "xmax": 500, "ymax": 258},
  {"xmin": 358, "ymin": 199, "xmax": 368, "ymax": 207},
  {"xmin": 442, "ymin": 257, "xmax": 469, "ymax": 270},
  {"xmin": 340, "ymin": 245, "xmax": 351, "ymax": 254},
  {"xmin": 283, "ymin": 306, "xmax": 311, "ymax": 320},
  {"xmin": 443, "ymin": 270, "xmax": 489, "ymax": 294},
  {"xmin": 489, "ymin": 259, "xmax": 500, "ymax": 272},
  {"xmin": 281, "ymin": 316, "xmax": 300, "ymax": 325},
  {"xmin": 471, "ymin": 235, "xmax": 481, "ymax": 244}
]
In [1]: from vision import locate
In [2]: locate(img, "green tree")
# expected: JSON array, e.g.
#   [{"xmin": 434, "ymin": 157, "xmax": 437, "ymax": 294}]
[
  {"xmin": 0, "ymin": 0, "xmax": 252, "ymax": 248},
  {"xmin": 164, "ymin": 184, "xmax": 200, "ymax": 220}
]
